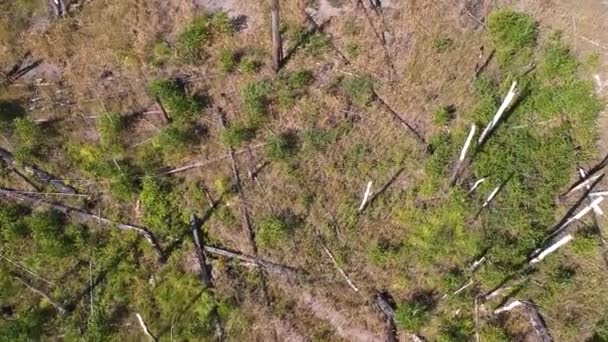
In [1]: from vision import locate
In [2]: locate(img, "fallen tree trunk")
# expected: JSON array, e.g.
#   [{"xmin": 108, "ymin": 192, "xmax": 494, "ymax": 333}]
[
  {"xmin": 190, "ymin": 214, "xmax": 213, "ymax": 288},
  {"xmin": 204, "ymin": 245, "xmax": 298, "ymax": 278},
  {"xmin": 0, "ymin": 147, "xmax": 76, "ymax": 194},
  {"xmin": 524, "ymin": 301, "xmax": 553, "ymax": 342},
  {"xmin": 0, "ymin": 188, "xmax": 165, "ymax": 262},
  {"xmin": 12, "ymin": 272, "xmax": 66, "ymax": 314},
  {"xmin": 271, "ymin": 0, "xmax": 283, "ymax": 72}
]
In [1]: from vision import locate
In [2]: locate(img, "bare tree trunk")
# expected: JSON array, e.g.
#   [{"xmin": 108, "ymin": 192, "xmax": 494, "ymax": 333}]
[
  {"xmin": 271, "ymin": 0, "xmax": 283, "ymax": 72},
  {"xmin": 190, "ymin": 214, "xmax": 213, "ymax": 288},
  {"xmin": 12, "ymin": 273, "xmax": 66, "ymax": 314}
]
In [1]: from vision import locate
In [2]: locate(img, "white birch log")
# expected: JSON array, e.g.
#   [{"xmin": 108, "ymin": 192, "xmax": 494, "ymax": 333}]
[
  {"xmin": 468, "ymin": 256, "xmax": 487, "ymax": 272},
  {"xmin": 567, "ymin": 173, "xmax": 603, "ymax": 195},
  {"xmin": 556, "ymin": 196, "xmax": 604, "ymax": 232},
  {"xmin": 578, "ymin": 167, "xmax": 604, "ymax": 215},
  {"xmin": 459, "ymin": 124, "xmax": 477, "ymax": 161},
  {"xmin": 358, "ymin": 181, "xmax": 373, "ymax": 212},
  {"xmin": 482, "ymin": 186, "xmax": 501, "ymax": 208},
  {"xmin": 529, "ymin": 234, "xmax": 574, "ymax": 265},
  {"xmin": 478, "ymin": 81, "xmax": 518, "ymax": 144},
  {"xmin": 136, "ymin": 313, "xmax": 158, "ymax": 342},
  {"xmin": 494, "ymin": 300, "xmax": 523, "ymax": 314},
  {"xmin": 469, "ymin": 178, "xmax": 487, "ymax": 193}
]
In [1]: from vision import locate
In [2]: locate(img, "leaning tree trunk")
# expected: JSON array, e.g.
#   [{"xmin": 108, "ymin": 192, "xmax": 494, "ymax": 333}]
[{"xmin": 271, "ymin": 0, "xmax": 283, "ymax": 72}]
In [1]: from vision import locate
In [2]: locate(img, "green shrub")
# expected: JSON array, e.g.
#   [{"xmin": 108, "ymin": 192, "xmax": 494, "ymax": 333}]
[
  {"xmin": 215, "ymin": 206, "xmax": 237, "ymax": 226},
  {"xmin": 487, "ymin": 9, "xmax": 538, "ymax": 66},
  {"xmin": 218, "ymin": 48, "xmax": 237, "ymax": 73},
  {"xmin": 302, "ymin": 128, "xmax": 336, "ymax": 152},
  {"xmin": 13, "ymin": 117, "xmax": 46, "ymax": 163},
  {"xmin": 25, "ymin": 210, "xmax": 73, "ymax": 257},
  {"xmin": 210, "ymin": 12, "xmax": 234, "ymax": 36},
  {"xmin": 394, "ymin": 302, "xmax": 429, "ymax": 331},
  {"xmin": 438, "ymin": 317, "xmax": 474, "ymax": 342},
  {"xmin": 591, "ymin": 320, "xmax": 608, "ymax": 342},
  {"xmin": 368, "ymin": 239, "xmax": 401, "ymax": 265},
  {"xmin": 432, "ymin": 106, "xmax": 452, "ymax": 125},
  {"xmin": 151, "ymin": 41, "xmax": 171, "ymax": 66},
  {"xmin": 220, "ymin": 122, "xmax": 255, "ymax": 147},
  {"xmin": 242, "ymin": 81, "xmax": 271, "ymax": 124},
  {"xmin": 265, "ymin": 132, "xmax": 299, "ymax": 161},
  {"xmin": 176, "ymin": 16, "xmax": 212, "ymax": 63},
  {"xmin": 106, "ymin": 160, "xmax": 140, "ymax": 201},
  {"xmin": 432, "ymin": 36, "xmax": 452, "ymax": 53},
  {"xmin": 342, "ymin": 75, "xmax": 374, "ymax": 107},
  {"xmin": 0, "ymin": 203, "xmax": 29, "ymax": 241},
  {"xmin": 149, "ymin": 79, "xmax": 201, "ymax": 123},
  {"xmin": 277, "ymin": 70, "xmax": 314, "ymax": 108},
  {"xmin": 97, "ymin": 112, "xmax": 126, "ymax": 148},
  {"xmin": 239, "ymin": 56, "xmax": 261, "ymax": 74},
  {"xmin": 345, "ymin": 42, "xmax": 361, "ymax": 58},
  {"xmin": 140, "ymin": 176, "xmax": 186, "ymax": 238},
  {"xmin": 256, "ymin": 216, "xmax": 290, "ymax": 249}
]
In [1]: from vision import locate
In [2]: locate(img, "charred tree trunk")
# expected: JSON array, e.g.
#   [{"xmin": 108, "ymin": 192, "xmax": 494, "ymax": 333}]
[
  {"xmin": 190, "ymin": 214, "xmax": 213, "ymax": 288},
  {"xmin": 271, "ymin": 0, "xmax": 283, "ymax": 72}
]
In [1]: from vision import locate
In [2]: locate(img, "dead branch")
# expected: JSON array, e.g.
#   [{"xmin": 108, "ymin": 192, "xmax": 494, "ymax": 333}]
[
  {"xmin": 373, "ymin": 91, "xmax": 428, "ymax": 148},
  {"xmin": 162, "ymin": 143, "xmax": 267, "ymax": 175},
  {"xmin": 321, "ymin": 241, "xmax": 359, "ymax": 292},
  {"xmin": 155, "ymin": 98, "xmax": 170, "ymax": 124},
  {"xmin": 0, "ymin": 188, "xmax": 165, "ymax": 262},
  {"xmin": 359, "ymin": 167, "xmax": 406, "ymax": 213},
  {"xmin": 12, "ymin": 272, "xmax": 66, "ymax": 314}
]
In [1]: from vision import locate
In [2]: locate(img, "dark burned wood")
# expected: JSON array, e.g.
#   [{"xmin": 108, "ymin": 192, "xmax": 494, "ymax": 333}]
[
  {"xmin": 190, "ymin": 214, "xmax": 213, "ymax": 288},
  {"xmin": 2, "ymin": 52, "xmax": 43, "ymax": 86},
  {"xmin": 373, "ymin": 91, "xmax": 428, "ymax": 149},
  {"xmin": 375, "ymin": 292, "xmax": 398, "ymax": 342},
  {"xmin": 12, "ymin": 272, "xmax": 66, "ymax": 314},
  {"xmin": 0, "ymin": 147, "xmax": 77, "ymax": 194},
  {"xmin": 155, "ymin": 98, "xmax": 171, "ymax": 124},
  {"xmin": 523, "ymin": 301, "xmax": 553, "ymax": 342},
  {"xmin": 0, "ymin": 188, "xmax": 165, "ymax": 262}
]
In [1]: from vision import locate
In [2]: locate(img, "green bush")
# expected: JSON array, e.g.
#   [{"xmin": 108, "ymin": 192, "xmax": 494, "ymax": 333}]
[
  {"xmin": 151, "ymin": 41, "xmax": 171, "ymax": 66},
  {"xmin": 218, "ymin": 48, "xmax": 237, "ymax": 73},
  {"xmin": 394, "ymin": 302, "xmax": 429, "ymax": 331},
  {"xmin": 265, "ymin": 132, "xmax": 299, "ymax": 161},
  {"xmin": 210, "ymin": 12, "xmax": 234, "ymax": 36},
  {"xmin": 342, "ymin": 75, "xmax": 374, "ymax": 107},
  {"xmin": 239, "ymin": 56, "xmax": 261, "ymax": 74},
  {"xmin": 432, "ymin": 36, "xmax": 452, "ymax": 53},
  {"xmin": 346, "ymin": 42, "xmax": 361, "ymax": 58},
  {"xmin": 175, "ymin": 16, "xmax": 212, "ymax": 63},
  {"xmin": 256, "ymin": 216, "xmax": 290, "ymax": 249},
  {"xmin": 242, "ymin": 81, "xmax": 271, "ymax": 124},
  {"xmin": 97, "ymin": 112, "xmax": 126, "ymax": 148},
  {"xmin": 302, "ymin": 128, "xmax": 336, "ymax": 152},
  {"xmin": 220, "ymin": 122, "xmax": 255, "ymax": 147},
  {"xmin": 149, "ymin": 79, "xmax": 201, "ymax": 124},
  {"xmin": 106, "ymin": 160, "xmax": 140, "ymax": 201},
  {"xmin": 13, "ymin": 117, "xmax": 46, "ymax": 163},
  {"xmin": 140, "ymin": 176, "xmax": 186, "ymax": 238},
  {"xmin": 432, "ymin": 106, "xmax": 452, "ymax": 125},
  {"xmin": 276, "ymin": 70, "xmax": 314, "ymax": 108},
  {"xmin": 0, "ymin": 203, "xmax": 29, "ymax": 241},
  {"xmin": 153, "ymin": 123, "xmax": 198, "ymax": 158},
  {"xmin": 438, "ymin": 317, "xmax": 474, "ymax": 342},
  {"xmin": 487, "ymin": 9, "xmax": 538, "ymax": 66}
]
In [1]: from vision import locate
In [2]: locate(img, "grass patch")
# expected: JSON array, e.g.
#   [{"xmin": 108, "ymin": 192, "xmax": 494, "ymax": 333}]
[
  {"xmin": 256, "ymin": 216, "xmax": 290, "ymax": 249},
  {"xmin": 97, "ymin": 112, "xmax": 126, "ymax": 149},
  {"xmin": 242, "ymin": 81, "xmax": 271, "ymax": 125},
  {"xmin": 265, "ymin": 132, "xmax": 299, "ymax": 161},
  {"xmin": 487, "ymin": 9, "xmax": 538, "ymax": 67},
  {"xmin": 342, "ymin": 74, "xmax": 375, "ymax": 107},
  {"xmin": 149, "ymin": 79, "xmax": 201, "ymax": 124},
  {"xmin": 13, "ymin": 118, "xmax": 47, "ymax": 164},
  {"xmin": 220, "ymin": 122, "xmax": 255, "ymax": 148}
]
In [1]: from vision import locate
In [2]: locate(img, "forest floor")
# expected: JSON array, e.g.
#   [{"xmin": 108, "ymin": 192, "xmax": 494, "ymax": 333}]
[{"xmin": 1, "ymin": 0, "xmax": 608, "ymax": 341}]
